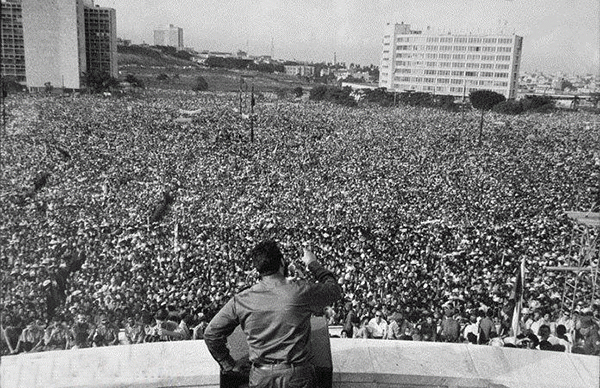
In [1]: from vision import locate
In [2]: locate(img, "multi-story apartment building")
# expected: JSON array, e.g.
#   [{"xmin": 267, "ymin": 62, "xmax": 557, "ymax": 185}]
[
  {"xmin": 284, "ymin": 64, "xmax": 315, "ymax": 77},
  {"xmin": 84, "ymin": 3, "xmax": 117, "ymax": 78},
  {"xmin": 1, "ymin": 0, "xmax": 26, "ymax": 83},
  {"xmin": 154, "ymin": 24, "xmax": 183, "ymax": 50},
  {"xmin": 380, "ymin": 23, "xmax": 523, "ymax": 99},
  {"xmin": 5, "ymin": 0, "xmax": 116, "ymax": 90}
]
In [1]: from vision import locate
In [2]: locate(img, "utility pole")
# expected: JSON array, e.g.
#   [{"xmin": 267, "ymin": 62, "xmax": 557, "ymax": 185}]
[{"xmin": 250, "ymin": 85, "xmax": 255, "ymax": 143}]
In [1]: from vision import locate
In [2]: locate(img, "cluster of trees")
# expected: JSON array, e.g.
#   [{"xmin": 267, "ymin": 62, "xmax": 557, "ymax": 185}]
[
  {"xmin": 153, "ymin": 45, "xmax": 192, "ymax": 61},
  {"xmin": 309, "ymin": 85, "xmax": 357, "ymax": 107},
  {"xmin": 82, "ymin": 71, "xmax": 120, "ymax": 94},
  {"xmin": 492, "ymin": 95, "xmax": 555, "ymax": 115},
  {"xmin": 204, "ymin": 57, "xmax": 284, "ymax": 73},
  {"xmin": 117, "ymin": 45, "xmax": 163, "ymax": 59}
]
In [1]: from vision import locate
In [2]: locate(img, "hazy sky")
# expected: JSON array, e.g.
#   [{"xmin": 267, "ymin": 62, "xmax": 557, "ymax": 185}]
[{"xmin": 95, "ymin": 0, "xmax": 599, "ymax": 75}]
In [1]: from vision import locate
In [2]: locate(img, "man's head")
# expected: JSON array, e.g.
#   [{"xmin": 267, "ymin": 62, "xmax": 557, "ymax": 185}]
[{"xmin": 250, "ymin": 240, "xmax": 284, "ymax": 276}]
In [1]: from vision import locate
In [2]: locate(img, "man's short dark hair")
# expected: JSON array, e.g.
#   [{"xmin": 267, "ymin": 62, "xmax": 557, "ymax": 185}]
[{"xmin": 250, "ymin": 240, "xmax": 283, "ymax": 275}]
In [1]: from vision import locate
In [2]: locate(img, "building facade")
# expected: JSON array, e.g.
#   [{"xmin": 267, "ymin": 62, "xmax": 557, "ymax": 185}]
[
  {"xmin": 21, "ymin": 0, "xmax": 87, "ymax": 90},
  {"xmin": 154, "ymin": 24, "xmax": 183, "ymax": 50},
  {"xmin": 84, "ymin": 4, "xmax": 117, "ymax": 78},
  {"xmin": 379, "ymin": 23, "xmax": 523, "ymax": 99},
  {"xmin": 5, "ymin": 0, "xmax": 116, "ymax": 90},
  {"xmin": 1, "ymin": 0, "xmax": 26, "ymax": 83},
  {"xmin": 284, "ymin": 64, "xmax": 315, "ymax": 77}
]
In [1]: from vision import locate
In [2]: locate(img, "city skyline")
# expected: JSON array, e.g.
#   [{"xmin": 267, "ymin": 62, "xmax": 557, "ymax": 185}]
[{"xmin": 89, "ymin": 0, "xmax": 598, "ymax": 75}]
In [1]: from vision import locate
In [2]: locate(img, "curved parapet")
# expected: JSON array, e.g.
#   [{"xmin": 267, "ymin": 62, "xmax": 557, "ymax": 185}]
[
  {"xmin": 331, "ymin": 339, "xmax": 599, "ymax": 388},
  {"xmin": 1, "ymin": 339, "xmax": 598, "ymax": 388}
]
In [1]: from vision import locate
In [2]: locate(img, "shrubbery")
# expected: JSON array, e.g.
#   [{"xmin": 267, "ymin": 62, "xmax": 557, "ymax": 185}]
[
  {"xmin": 193, "ymin": 76, "xmax": 209, "ymax": 92},
  {"xmin": 362, "ymin": 88, "xmax": 395, "ymax": 107},
  {"xmin": 309, "ymin": 85, "xmax": 357, "ymax": 107},
  {"xmin": 521, "ymin": 95, "xmax": 555, "ymax": 112},
  {"xmin": 125, "ymin": 74, "xmax": 145, "ymax": 89},
  {"xmin": 493, "ymin": 100, "xmax": 524, "ymax": 115}
]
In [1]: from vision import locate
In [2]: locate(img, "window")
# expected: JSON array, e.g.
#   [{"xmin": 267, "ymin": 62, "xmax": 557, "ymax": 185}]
[
  {"xmin": 436, "ymin": 86, "xmax": 446, "ymax": 92},
  {"xmin": 496, "ymin": 64, "xmax": 510, "ymax": 70},
  {"xmin": 439, "ymin": 62, "xmax": 451, "ymax": 68},
  {"xmin": 498, "ymin": 46, "xmax": 512, "ymax": 53},
  {"xmin": 498, "ymin": 38, "xmax": 512, "ymax": 44},
  {"xmin": 451, "ymin": 70, "xmax": 464, "ymax": 76},
  {"xmin": 481, "ymin": 55, "xmax": 495, "ymax": 61},
  {"xmin": 466, "ymin": 63, "xmax": 480, "ymax": 68},
  {"xmin": 437, "ymin": 78, "xmax": 450, "ymax": 83},
  {"xmin": 454, "ymin": 37, "xmax": 468, "ymax": 43},
  {"xmin": 483, "ymin": 38, "xmax": 497, "ymax": 44},
  {"xmin": 481, "ymin": 71, "xmax": 494, "ymax": 77},
  {"xmin": 494, "ymin": 72, "xmax": 508, "ymax": 78},
  {"xmin": 425, "ymin": 69, "xmax": 436, "ymax": 75},
  {"xmin": 426, "ymin": 62, "xmax": 437, "ymax": 67},
  {"xmin": 468, "ymin": 37, "xmax": 482, "ymax": 44},
  {"xmin": 426, "ymin": 45, "xmax": 438, "ymax": 51},
  {"xmin": 440, "ymin": 45, "xmax": 452, "ymax": 51},
  {"xmin": 439, "ymin": 53, "xmax": 451, "ymax": 59},
  {"xmin": 427, "ymin": 37, "xmax": 440, "ymax": 43},
  {"xmin": 426, "ymin": 53, "xmax": 437, "ymax": 59},
  {"xmin": 452, "ymin": 62, "xmax": 465, "ymax": 68},
  {"xmin": 450, "ymin": 79, "xmax": 463, "ymax": 85},
  {"xmin": 415, "ymin": 77, "xmax": 423, "ymax": 82},
  {"xmin": 438, "ymin": 70, "xmax": 451, "ymax": 75},
  {"xmin": 424, "ymin": 77, "xmax": 435, "ymax": 83},
  {"xmin": 466, "ymin": 54, "xmax": 481, "ymax": 60},
  {"xmin": 496, "ymin": 55, "xmax": 511, "ymax": 61},
  {"xmin": 453, "ymin": 46, "xmax": 467, "ymax": 51},
  {"xmin": 465, "ymin": 71, "xmax": 478, "ymax": 77},
  {"xmin": 452, "ymin": 54, "xmax": 465, "ymax": 60},
  {"xmin": 482, "ymin": 46, "xmax": 496, "ymax": 52},
  {"xmin": 440, "ymin": 37, "xmax": 453, "ymax": 43},
  {"xmin": 468, "ymin": 46, "xmax": 481, "ymax": 52}
]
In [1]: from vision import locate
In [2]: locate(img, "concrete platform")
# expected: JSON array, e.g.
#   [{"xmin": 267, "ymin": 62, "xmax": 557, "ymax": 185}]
[{"xmin": 1, "ymin": 339, "xmax": 599, "ymax": 388}]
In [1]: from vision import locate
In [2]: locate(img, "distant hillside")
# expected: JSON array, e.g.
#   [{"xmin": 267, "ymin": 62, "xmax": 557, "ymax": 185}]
[{"xmin": 117, "ymin": 45, "xmax": 196, "ymax": 67}]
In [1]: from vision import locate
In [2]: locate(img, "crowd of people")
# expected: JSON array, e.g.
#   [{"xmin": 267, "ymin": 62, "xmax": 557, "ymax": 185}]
[{"xmin": 1, "ymin": 90, "xmax": 599, "ymax": 357}]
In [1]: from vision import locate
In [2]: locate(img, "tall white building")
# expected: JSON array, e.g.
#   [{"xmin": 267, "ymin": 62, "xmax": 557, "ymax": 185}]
[
  {"xmin": 379, "ymin": 23, "xmax": 523, "ymax": 99},
  {"xmin": 18, "ymin": 0, "xmax": 117, "ymax": 90},
  {"xmin": 153, "ymin": 24, "xmax": 183, "ymax": 50}
]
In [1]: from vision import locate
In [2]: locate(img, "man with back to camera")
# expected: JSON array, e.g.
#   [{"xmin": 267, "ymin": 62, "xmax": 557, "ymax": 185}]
[{"xmin": 204, "ymin": 240, "xmax": 342, "ymax": 388}]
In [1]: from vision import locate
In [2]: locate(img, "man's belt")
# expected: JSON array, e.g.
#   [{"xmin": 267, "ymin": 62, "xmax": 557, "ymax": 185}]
[{"xmin": 252, "ymin": 360, "xmax": 310, "ymax": 370}]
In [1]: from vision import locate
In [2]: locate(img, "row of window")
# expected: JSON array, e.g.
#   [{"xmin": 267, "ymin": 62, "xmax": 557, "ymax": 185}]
[
  {"xmin": 394, "ymin": 68, "xmax": 510, "ymax": 78},
  {"xmin": 396, "ymin": 61, "xmax": 511, "ymax": 69},
  {"xmin": 392, "ymin": 83, "xmax": 508, "ymax": 95},
  {"xmin": 396, "ymin": 45, "xmax": 512, "ymax": 53},
  {"xmin": 398, "ymin": 36, "xmax": 513, "ymax": 44},
  {"xmin": 393, "ymin": 75, "xmax": 509, "ymax": 86},
  {"xmin": 395, "ymin": 52, "xmax": 512, "ymax": 62}
]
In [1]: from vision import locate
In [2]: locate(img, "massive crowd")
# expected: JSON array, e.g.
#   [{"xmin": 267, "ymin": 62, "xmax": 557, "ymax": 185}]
[{"xmin": 1, "ymin": 90, "xmax": 599, "ymax": 357}]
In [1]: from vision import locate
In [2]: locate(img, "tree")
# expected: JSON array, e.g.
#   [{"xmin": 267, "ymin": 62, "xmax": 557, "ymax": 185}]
[
  {"xmin": 44, "ymin": 82, "xmax": 54, "ymax": 94},
  {"xmin": 125, "ymin": 74, "xmax": 144, "ymax": 89},
  {"xmin": 157, "ymin": 73, "xmax": 169, "ymax": 81},
  {"xmin": 469, "ymin": 90, "xmax": 505, "ymax": 145},
  {"xmin": 83, "ymin": 71, "xmax": 120, "ymax": 93},
  {"xmin": 293, "ymin": 87, "xmax": 303, "ymax": 98},
  {"xmin": 192, "ymin": 76, "xmax": 208, "ymax": 92}
]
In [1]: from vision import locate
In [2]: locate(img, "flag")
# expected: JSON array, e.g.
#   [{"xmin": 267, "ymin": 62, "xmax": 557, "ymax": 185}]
[{"xmin": 511, "ymin": 257, "xmax": 525, "ymax": 337}]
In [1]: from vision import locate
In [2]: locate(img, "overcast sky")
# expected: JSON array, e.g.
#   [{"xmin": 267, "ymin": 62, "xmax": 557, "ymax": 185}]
[{"xmin": 96, "ymin": 0, "xmax": 599, "ymax": 75}]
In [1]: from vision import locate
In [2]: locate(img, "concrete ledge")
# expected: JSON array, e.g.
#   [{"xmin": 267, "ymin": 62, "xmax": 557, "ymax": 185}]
[
  {"xmin": 2, "ymin": 339, "xmax": 599, "ymax": 388},
  {"xmin": 330, "ymin": 339, "xmax": 600, "ymax": 388}
]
